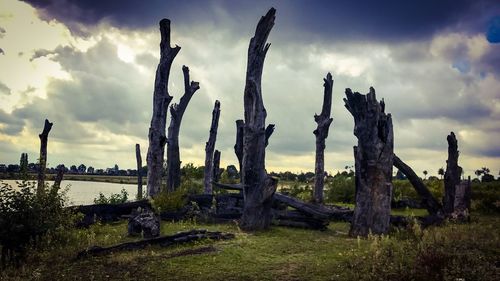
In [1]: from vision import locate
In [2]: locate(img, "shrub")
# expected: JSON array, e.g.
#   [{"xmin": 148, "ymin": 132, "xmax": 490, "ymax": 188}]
[
  {"xmin": 324, "ymin": 174, "xmax": 355, "ymax": 203},
  {"xmin": 0, "ymin": 180, "xmax": 75, "ymax": 266},
  {"xmin": 93, "ymin": 188, "xmax": 128, "ymax": 204},
  {"xmin": 280, "ymin": 183, "xmax": 313, "ymax": 202}
]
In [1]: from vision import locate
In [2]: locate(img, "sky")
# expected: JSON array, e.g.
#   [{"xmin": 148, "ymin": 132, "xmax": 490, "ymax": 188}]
[{"xmin": 0, "ymin": 0, "xmax": 499, "ymax": 177}]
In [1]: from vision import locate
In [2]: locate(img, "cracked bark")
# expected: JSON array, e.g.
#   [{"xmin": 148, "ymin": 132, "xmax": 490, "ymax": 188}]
[
  {"xmin": 37, "ymin": 119, "xmax": 53, "ymax": 195},
  {"xmin": 136, "ymin": 144, "xmax": 143, "ymax": 199},
  {"xmin": 443, "ymin": 132, "xmax": 462, "ymax": 215},
  {"xmin": 204, "ymin": 100, "xmax": 221, "ymax": 194}
]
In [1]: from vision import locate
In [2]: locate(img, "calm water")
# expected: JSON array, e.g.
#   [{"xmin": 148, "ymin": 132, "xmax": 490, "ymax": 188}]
[{"xmin": 1, "ymin": 180, "xmax": 139, "ymax": 206}]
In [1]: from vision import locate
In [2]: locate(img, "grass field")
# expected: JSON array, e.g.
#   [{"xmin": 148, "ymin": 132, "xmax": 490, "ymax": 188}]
[{"xmin": 1, "ymin": 212, "xmax": 498, "ymax": 281}]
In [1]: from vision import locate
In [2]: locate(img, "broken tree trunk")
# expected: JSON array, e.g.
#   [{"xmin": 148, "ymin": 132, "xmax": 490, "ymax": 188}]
[
  {"xmin": 234, "ymin": 119, "xmax": 244, "ymax": 178},
  {"xmin": 72, "ymin": 200, "xmax": 151, "ymax": 227},
  {"xmin": 313, "ymin": 73, "xmax": 334, "ymax": 204},
  {"xmin": 53, "ymin": 165, "xmax": 64, "ymax": 191},
  {"xmin": 443, "ymin": 132, "xmax": 463, "ymax": 215},
  {"xmin": 393, "ymin": 154, "xmax": 443, "ymax": 215},
  {"xmin": 77, "ymin": 229, "xmax": 234, "ymax": 258},
  {"xmin": 37, "ymin": 119, "xmax": 53, "ymax": 195},
  {"xmin": 136, "ymin": 144, "xmax": 143, "ymax": 199},
  {"xmin": 146, "ymin": 19, "xmax": 180, "ymax": 197},
  {"xmin": 240, "ymin": 8, "xmax": 277, "ymax": 231},
  {"xmin": 213, "ymin": 150, "xmax": 221, "ymax": 183},
  {"xmin": 166, "ymin": 66, "xmax": 200, "ymax": 192},
  {"xmin": 204, "ymin": 100, "xmax": 221, "ymax": 194},
  {"xmin": 344, "ymin": 87, "xmax": 394, "ymax": 237}
]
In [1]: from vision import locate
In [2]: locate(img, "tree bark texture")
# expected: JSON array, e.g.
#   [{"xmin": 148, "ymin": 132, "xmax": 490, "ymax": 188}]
[
  {"xmin": 443, "ymin": 132, "xmax": 462, "ymax": 215},
  {"xmin": 136, "ymin": 144, "xmax": 143, "ymax": 199},
  {"xmin": 213, "ymin": 150, "xmax": 221, "ymax": 183},
  {"xmin": 234, "ymin": 119, "xmax": 244, "ymax": 177},
  {"xmin": 240, "ymin": 8, "xmax": 277, "ymax": 231},
  {"xmin": 53, "ymin": 165, "xmax": 64, "ymax": 191},
  {"xmin": 313, "ymin": 73, "xmax": 334, "ymax": 204},
  {"xmin": 37, "ymin": 119, "xmax": 53, "ymax": 195},
  {"xmin": 393, "ymin": 154, "xmax": 443, "ymax": 215},
  {"xmin": 146, "ymin": 19, "xmax": 180, "ymax": 197},
  {"xmin": 204, "ymin": 100, "xmax": 221, "ymax": 194},
  {"xmin": 344, "ymin": 87, "xmax": 394, "ymax": 237},
  {"xmin": 166, "ymin": 66, "xmax": 200, "ymax": 192}
]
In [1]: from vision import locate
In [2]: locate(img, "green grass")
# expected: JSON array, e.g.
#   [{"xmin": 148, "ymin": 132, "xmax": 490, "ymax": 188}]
[{"xmin": 2, "ymin": 213, "xmax": 498, "ymax": 281}]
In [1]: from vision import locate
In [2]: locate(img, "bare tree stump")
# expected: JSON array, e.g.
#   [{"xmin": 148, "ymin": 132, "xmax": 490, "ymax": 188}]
[
  {"xmin": 136, "ymin": 144, "xmax": 143, "ymax": 199},
  {"xmin": 146, "ymin": 19, "xmax": 180, "ymax": 197},
  {"xmin": 313, "ymin": 73, "xmax": 334, "ymax": 204},
  {"xmin": 213, "ymin": 150, "xmax": 221, "ymax": 183},
  {"xmin": 166, "ymin": 66, "xmax": 200, "ymax": 192},
  {"xmin": 443, "ymin": 132, "xmax": 462, "ymax": 215},
  {"xmin": 204, "ymin": 100, "xmax": 221, "ymax": 194},
  {"xmin": 344, "ymin": 87, "xmax": 394, "ymax": 236},
  {"xmin": 234, "ymin": 119, "xmax": 244, "ymax": 178},
  {"xmin": 37, "ymin": 119, "xmax": 53, "ymax": 195},
  {"xmin": 393, "ymin": 154, "xmax": 443, "ymax": 215},
  {"xmin": 240, "ymin": 8, "xmax": 277, "ymax": 231}
]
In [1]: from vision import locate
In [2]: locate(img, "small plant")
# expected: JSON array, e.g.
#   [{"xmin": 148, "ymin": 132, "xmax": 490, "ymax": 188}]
[{"xmin": 93, "ymin": 188, "xmax": 128, "ymax": 204}]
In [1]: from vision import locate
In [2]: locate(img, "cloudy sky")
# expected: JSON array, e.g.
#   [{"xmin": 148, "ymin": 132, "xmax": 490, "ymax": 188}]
[{"xmin": 0, "ymin": 0, "xmax": 499, "ymax": 177}]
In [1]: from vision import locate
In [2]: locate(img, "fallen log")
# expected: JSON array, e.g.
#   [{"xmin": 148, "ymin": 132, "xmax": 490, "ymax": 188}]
[
  {"xmin": 272, "ymin": 210, "xmax": 329, "ymax": 230},
  {"xmin": 72, "ymin": 200, "xmax": 151, "ymax": 227},
  {"xmin": 77, "ymin": 229, "xmax": 234, "ymax": 258}
]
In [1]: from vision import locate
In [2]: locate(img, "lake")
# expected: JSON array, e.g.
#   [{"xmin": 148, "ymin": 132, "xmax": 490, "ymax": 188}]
[{"xmin": 1, "ymin": 179, "xmax": 139, "ymax": 206}]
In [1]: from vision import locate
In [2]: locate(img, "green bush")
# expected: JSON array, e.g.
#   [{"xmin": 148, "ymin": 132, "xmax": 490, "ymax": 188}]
[
  {"xmin": 93, "ymin": 188, "xmax": 128, "ymax": 204},
  {"xmin": 0, "ymin": 180, "xmax": 76, "ymax": 266},
  {"xmin": 151, "ymin": 178, "xmax": 203, "ymax": 213},
  {"xmin": 325, "ymin": 175, "xmax": 355, "ymax": 203},
  {"xmin": 471, "ymin": 181, "xmax": 500, "ymax": 213}
]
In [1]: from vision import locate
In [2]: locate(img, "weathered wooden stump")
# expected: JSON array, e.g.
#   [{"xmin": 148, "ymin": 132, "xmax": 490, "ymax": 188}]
[
  {"xmin": 204, "ymin": 100, "xmax": 221, "ymax": 194},
  {"xmin": 344, "ymin": 87, "xmax": 394, "ymax": 236},
  {"xmin": 37, "ymin": 119, "xmax": 53, "ymax": 195},
  {"xmin": 128, "ymin": 209, "xmax": 160, "ymax": 239}
]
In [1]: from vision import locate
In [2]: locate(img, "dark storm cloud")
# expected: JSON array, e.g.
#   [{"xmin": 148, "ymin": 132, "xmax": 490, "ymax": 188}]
[
  {"xmin": 0, "ymin": 82, "xmax": 11, "ymax": 95},
  {"xmin": 24, "ymin": 0, "xmax": 499, "ymax": 42},
  {"xmin": 0, "ymin": 109, "xmax": 24, "ymax": 135}
]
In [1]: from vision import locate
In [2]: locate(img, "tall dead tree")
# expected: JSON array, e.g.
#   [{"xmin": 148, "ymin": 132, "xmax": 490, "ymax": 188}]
[
  {"xmin": 166, "ymin": 66, "xmax": 200, "ymax": 191},
  {"xmin": 213, "ymin": 150, "xmax": 221, "ymax": 183},
  {"xmin": 344, "ymin": 87, "xmax": 394, "ymax": 236},
  {"xmin": 443, "ymin": 132, "xmax": 462, "ymax": 215},
  {"xmin": 37, "ymin": 119, "xmax": 53, "ymax": 195},
  {"xmin": 234, "ymin": 119, "xmax": 244, "ymax": 176},
  {"xmin": 313, "ymin": 73, "xmax": 334, "ymax": 204},
  {"xmin": 136, "ymin": 144, "xmax": 143, "ymax": 199},
  {"xmin": 204, "ymin": 100, "xmax": 221, "ymax": 194},
  {"xmin": 146, "ymin": 19, "xmax": 180, "ymax": 197},
  {"xmin": 393, "ymin": 154, "xmax": 442, "ymax": 215},
  {"xmin": 240, "ymin": 8, "xmax": 278, "ymax": 231}
]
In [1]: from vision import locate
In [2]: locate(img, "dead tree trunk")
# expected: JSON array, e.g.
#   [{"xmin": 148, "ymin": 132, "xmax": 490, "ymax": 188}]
[
  {"xmin": 204, "ymin": 100, "xmax": 221, "ymax": 194},
  {"xmin": 443, "ymin": 132, "xmax": 462, "ymax": 215},
  {"xmin": 240, "ymin": 8, "xmax": 277, "ymax": 231},
  {"xmin": 234, "ymin": 119, "xmax": 244, "ymax": 177},
  {"xmin": 344, "ymin": 87, "xmax": 394, "ymax": 237},
  {"xmin": 393, "ymin": 154, "xmax": 442, "ymax": 215},
  {"xmin": 136, "ymin": 144, "xmax": 143, "ymax": 199},
  {"xmin": 146, "ymin": 19, "xmax": 180, "ymax": 197},
  {"xmin": 166, "ymin": 66, "xmax": 200, "ymax": 192},
  {"xmin": 313, "ymin": 73, "xmax": 334, "ymax": 204},
  {"xmin": 37, "ymin": 119, "xmax": 53, "ymax": 195},
  {"xmin": 53, "ymin": 165, "xmax": 64, "ymax": 191},
  {"xmin": 213, "ymin": 150, "xmax": 221, "ymax": 183}
]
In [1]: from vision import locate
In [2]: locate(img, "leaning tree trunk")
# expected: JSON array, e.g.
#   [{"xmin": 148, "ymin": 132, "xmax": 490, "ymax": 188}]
[
  {"xmin": 443, "ymin": 132, "xmax": 462, "ymax": 215},
  {"xmin": 166, "ymin": 66, "xmax": 200, "ymax": 192},
  {"xmin": 344, "ymin": 87, "xmax": 394, "ymax": 237},
  {"xmin": 234, "ymin": 119, "xmax": 244, "ymax": 178},
  {"xmin": 240, "ymin": 8, "xmax": 278, "ymax": 231},
  {"xmin": 393, "ymin": 154, "xmax": 443, "ymax": 215},
  {"xmin": 37, "ymin": 119, "xmax": 53, "ymax": 195},
  {"xmin": 313, "ymin": 73, "xmax": 334, "ymax": 204},
  {"xmin": 213, "ymin": 150, "xmax": 221, "ymax": 183},
  {"xmin": 204, "ymin": 100, "xmax": 221, "ymax": 194},
  {"xmin": 136, "ymin": 144, "xmax": 143, "ymax": 199},
  {"xmin": 146, "ymin": 19, "xmax": 180, "ymax": 197}
]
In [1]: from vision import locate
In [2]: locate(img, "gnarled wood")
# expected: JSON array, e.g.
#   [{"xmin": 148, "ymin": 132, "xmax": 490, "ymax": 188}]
[
  {"xmin": 344, "ymin": 87, "xmax": 394, "ymax": 236},
  {"xmin": 313, "ymin": 73, "xmax": 334, "ymax": 204},
  {"xmin": 77, "ymin": 229, "xmax": 234, "ymax": 258},
  {"xmin": 443, "ymin": 132, "xmax": 462, "ymax": 215},
  {"xmin": 37, "ymin": 119, "xmax": 53, "ymax": 195},
  {"xmin": 393, "ymin": 154, "xmax": 442, "ymax": 215},
  {"xmin": 166, "ymin": 66, "xmax": 200, "ymax": 192},
  {"xmin": 234, "ymin": 119, "xmax": 244, "ymax": 177},
  {"xmin": 204, "ymin": 100, "xmax": 221, "ymax": 194},
  {"xmin": 136, "ymin": 144, "xmax": 143, "ymax": 199},
  {"xmin": 146, "ymin": 19, "xmax": 180, "ymax": 197},
  {"xmin": 213, "ymin": 150, "xmax": 221, "ymax": 183},
  {"xmin": 240, "ymin": 8, "xmax": 277, "ymax": 231}
]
